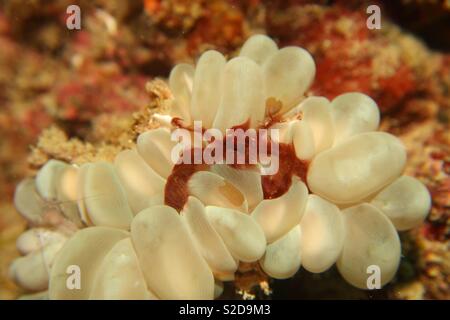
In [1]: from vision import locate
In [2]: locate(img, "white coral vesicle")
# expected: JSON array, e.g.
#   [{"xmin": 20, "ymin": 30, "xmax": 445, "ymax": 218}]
[
  {"xmin": 337, "ymin": 203, "xmax": 401, "ymax": 289},
  {"xmin": 81, "ymin": 162, "xmax": 133, "ymax": 229},
  {"xmin": 137, "ymin": 128, "xmax": 176, "ymax": 179},
  {"xmin": 89, "ymin": 238, "xmax": 156, "ymax": 300},
  {"xmin": 168, "ymin": 63, "xmax": 194, "ymax": 123},
  {"xmin": 131, "ymin": 205, "xmax": 215, "ymax": 299},
  {"xmin": 263, "ymin": 46, "xmax": 315, "ymax": 113},
  {"xmin": 191, "ymin": 50, "xmax": 225, "ymax": 128},
  {"xmin": 11, "ymin": 34, "xmax": 431, "ymax": 300},
  {"xmin": 14, "ymin": 178, "xmax": 46, "ymax": 225},
  {"xmin": 330, "ymin": 92, "xmax": 380, "ymax": 145},
  {"xmin": 114, "ymin": 149, "xmax": 165, "ymax": 214},
  {"xmin": 300, "ymin": 195, "xmax": 344, "ymax": 274},
  {"xmin": 214, "ymin": 56, "xmax": 266, "ymax": 132},
  {"xmin": 49, "ymin": 227, "xmax": 129, "ymax": 299},
  {"xmin": 239, "ymin": 34, "xmax": 278, "ymax": 65},
  {"xmin": 298, "ymin": 96, "xmax": 334, "ymax": 154},
  {"xmin": 260, "ymin": 225, "xmax": 302, "ymax": 280},
  {"xmin": 307, "ymin": 132, "xmax": 407, "ymax": 204},
  {"xmin": 188, "ymin": 171, "xmax": 248, "ymax": 212},
  {"xmin": 251, "ymin": 177, "xmax": 308, "ymax": 243},
  {"xmin": 370, "ymin": 176, "xmax": 431, "ymax": 231},
  {"xmin": 181, "ymin": 197, "xmax": 238, "ymax": 280},
  {"xmin": 206, "ymin": 206, "xmax": 266, "ymax": 263}
]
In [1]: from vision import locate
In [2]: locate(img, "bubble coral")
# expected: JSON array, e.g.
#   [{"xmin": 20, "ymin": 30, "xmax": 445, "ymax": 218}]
[{"xmin": 10, "ymin": 35, "xmax": 431, "ymax": 299}]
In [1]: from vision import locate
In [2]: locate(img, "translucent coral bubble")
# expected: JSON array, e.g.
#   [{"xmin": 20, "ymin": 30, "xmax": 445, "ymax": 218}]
[
  {"xmin": 34, "ymin": 160, "xmax": 81, "ymax": 225},
  {"xmin": 263, "ymin": 47, "xmax": 315, "ymax": 113},
  {"xmin": 188, "ymin": 171, "xmax": 248, "ymax": 212},
  {"xmin": 337, "ymin": 203, "xmax": 401, "ymax": 289},
  {"xmin": 10, "ymin": 241, "xmax": 64, "ymax": 292},
  {"xmin": 191, "ymin": 50, "xmax": 226, "ymax": 128},
  {"xmin": 131, "ymin": 205, "xmax": 214, "ymax": 300},
  {"xmin": 49, "ymin": 227, "xmax": 129, "ymax": 299},
  {"xmin": 211, "ymin": 164, "xmax": 263, "ymax": 212},
  {"xmin": 169, "ymin": 63, "xmax": 194, "ymax": 123},
  {"xmin": 35, "ymin": 159, "xmax": 68, "ymax": 201},
  {"xmin": 14, "ymin": 178, "xmax": 46, "ymax": 225},
  {"xmin": 291, "ymin": 120, "xmax": 315, "ymax": 161},
  {"xmin": 298, "ymin": 96, "xmax": 334, "ymax": 155},
  {"xmin": 56, "ymin": 165, "xmax": 83, "ymax": 226},
  {"xmin": 114, "ymin": 149, "xmax": 165, "ymax": 214},
  {"xmin": 331, "ymin": 92, "xmax": 380, "ymax": 145},
  {"xmin": 206, "ymin": 206, "xmax": 266, "ymax": 262},
  {"xmin": 270, "ymin": 119, "xmax": 316, "ymax": 160},
  {"xmin": 252, "ymin": 177, "xmax": 307, "ymax": 243},
  {"xmin": 137, "ymin": 128, "xmax": 177, "ymax": 179},
  {"xmin": 90, "ymin": 238, "xmax": 157, "ymax": 300},
  {"xmin": 16, "ymin": 228, "xmax": 66, "ymax": 255},
  {"xmin": 371, "ymin": 176, "xmax": 431, "ymax": 231},
  {"xmin": 308, "ymin": 132, "xmax": 406, "ymax": 204},
  {"xmin": 300, "ymin": 195, "xmax": 343, "ymax": 273},
  {"xmin": 213, "ymin": 57, "xmax": 265, "ymax": 131},
  {"xmin": 81, "ymin": 162, "xmax": 133, "ymax": 229},
  {"xmin": 239, "ymin": 34, "xmax": 278, "ymax": 65},
  {"xmin": 76, "ymin": 164, "xmax": 92, "ymax": 225},
  {"xmin": 181, "ymin": 197, "xmax": 238, "ymax": 279},
  {"xmin": 259, "ymin": 225, "xmax": 301, "ymax": 279}
]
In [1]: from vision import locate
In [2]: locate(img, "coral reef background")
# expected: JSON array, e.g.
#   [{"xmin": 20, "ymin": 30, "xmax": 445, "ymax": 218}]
[{"xmin": 0, "ymin": 0, "xmax": 448, "ymax": 300}]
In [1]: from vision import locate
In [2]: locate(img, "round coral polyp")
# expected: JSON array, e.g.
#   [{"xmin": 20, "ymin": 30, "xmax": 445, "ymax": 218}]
[{"xmin": 11, "ymin": 35, "xmax": 431, "ymax": 299}]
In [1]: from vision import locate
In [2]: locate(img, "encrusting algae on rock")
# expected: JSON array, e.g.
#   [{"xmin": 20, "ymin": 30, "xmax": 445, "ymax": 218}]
[{"xmin": 10, "ymin": 35, "xmax": 431, "ymax": 299}]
